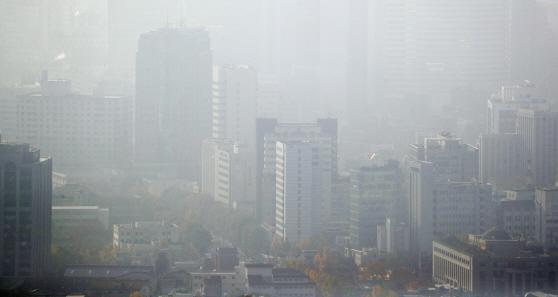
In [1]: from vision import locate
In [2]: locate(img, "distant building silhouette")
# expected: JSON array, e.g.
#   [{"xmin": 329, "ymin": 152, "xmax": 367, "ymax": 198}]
[{"xmin": 134, "ymin": 27, "xmax": 212, "ymax": 180}]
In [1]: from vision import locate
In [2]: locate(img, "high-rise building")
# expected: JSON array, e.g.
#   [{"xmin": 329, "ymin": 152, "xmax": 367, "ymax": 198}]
[
  {"xmin": 408, "ymin": 132, "xmax": 478, "ymax": 182},
  {"xmin": 16, "ymin": 73, "xmax": 133, "ymax": 170},
  {"xmin": 349, "ymin": 161, "xmax": 404, "ymax": 248},
  {"xmin": 0, "ymin": 137, "xmax": 52, "ymax": 278},
  {"xmin": 212, "ymin": 65, "xmax": 258, "ymax": 152},
  {"xmin": 201, "ymin": 140, "xmax": 256, "ymax": 211},
  {"xmin": 135, "ymin": 27, "xmax": 212, "ymax": 179},
  {"xmin": 257, "ymin": 119, "xmax": 337, "ymax": 224},
  {"xmin": 359, "ymin": 0, "xmax": 512, "ymax": 111},
  {"xmin": 535, "ymin": 188, "xmax": 558, "ymax": 245},
  {"xmin": 479, "ymin": 133, "xmax": 525, "ymax": 189},
  {"xmin": 517, "ymin": 109, "xmax": 558, "ymax": 188},
  {"xmin": 275, "ymin": 141, "xmax": 330, "ymax": 244},
  {"xmin": 487, "ymin": 82, "xmax": 549, "ymax": 134},
  {"xmin": 408, "ymin": 161, "xmax": 492, "ymax": 253}
]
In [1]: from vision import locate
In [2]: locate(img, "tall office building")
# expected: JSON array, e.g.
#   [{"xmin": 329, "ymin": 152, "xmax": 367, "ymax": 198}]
[
  {"xmin": 212, "ymin": 65, "xmax": 258, "ymax": 152},
  {"xmin": 275, "ymin": 141, "xmax": 330, "ymax": 244},
  {"xmin": 536, "ymin": 188, "xmax": 558, "ymax": 245},
  {"xmin": 478, "ymin": 133, "xmax": 525, "ymax": 189},
  {"xmin": 0, "ymin": 137, "xmax": 52, "ymax": 279},
  {"xmin": 257, "ymin": 118, "xmax": 337, "ymax": 224},
  {"xmin": 408, "ymin": 132, "xmax": 478, "ymax": 182},
  {"xmin": 16, "ymin": 73, "xmax": 133, "ymax": 170},
  {"xmin": 408, "ymin": 161, "xmax": 492, "ymax": 253},
  {"xmin": 135, "ymin": 27, "xmax": 212, "ymax": 180},
  {"xmin": 487, "ymin": 82, "xmax": 549, "ymax": 134},
  {"xmin": 355, "ymin": 0, "xmax": 512, "ymax": 112},
  {"xmin": 349, "ymin": 161, "xmax": 404, "ymax": 248},
  {"xmin": 517, "ymin": 109, "xmax": 558, "ymax": 188},
  {"xmin": 201, "ymin": 140, "xmax": 256, "ymax": 211}
]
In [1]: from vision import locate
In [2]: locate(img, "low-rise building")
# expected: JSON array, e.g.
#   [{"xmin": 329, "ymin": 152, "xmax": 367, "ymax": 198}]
[
  {"xmin": 245, "ymin": 264, "xmax": 316, "ymax": 297},
  {"xmin": 536, "ymin": 188, "xmax": 558, "ymax": 245},
  {"xmin": 113, "ymin": 221, "xmax": 179, "ymax": 249},
  {"xmin": 191, "ymin": 263, "xmax": 247, "ymax": 297},
  {"xmin": 52, "ymin": 206, "xmax": 109, "ymax": 230},
  {"xmin": 433, "ymin": 227, "xmax": 558, "ymax": 296}
]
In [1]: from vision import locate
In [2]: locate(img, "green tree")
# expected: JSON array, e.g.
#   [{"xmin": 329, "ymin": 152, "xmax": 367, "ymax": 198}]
[
  {"xmin": 185, "ymin": 223, "xmax": 212, "ymax": 257},
  {"xmin": 241, "ymin": 223, "xmax": 270, "ymax": 257}
]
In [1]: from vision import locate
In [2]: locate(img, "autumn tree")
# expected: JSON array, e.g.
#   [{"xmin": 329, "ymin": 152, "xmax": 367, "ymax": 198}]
[
  {"xmin": 241, "ymin": 223, "xmax": 270, "ymax": 258},
  {"xmin": 270, "ymin": 235, "xmax": 290, "ymax": 256},
  {"xmin": 370, "ymin": 285, "xmax": 398, "ymax": 297},
  {"xmin": 405, "ymin": 278, "xmax": 431, "ymax": 291},
  {"xmin": 362, "ymin": 260, "xmax": 388, "ymax": 280}
]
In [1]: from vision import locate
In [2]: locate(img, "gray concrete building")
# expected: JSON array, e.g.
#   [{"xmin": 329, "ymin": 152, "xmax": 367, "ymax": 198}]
[
  {"xmin": 0, "ymin": 137, "xmax": 52, "ymax": 279},
  {"xmin": 201, "ymin": 140, "xmax": 256, "ymax": 212},
  {"xmin": 479, "ymin": 133, "xmax": 525, "ymax": 189},
  {"xmin": 487, "ymin": 82, "xmax": 550, "ymax": 134},
  {"xmin": 433, "ymin": 228, "xmax": 558, "ymax": 296},
  {"xmin": 349, "ymin": 161, "xmax": 404, "ymax": 248},
  {"xmin": 536, "ymin": 188, "xmax": 558, "ymax": 245},
  {"xmin": 517, "ymin": 109, "xmax": 558, "ymax": 188},
  {"xmin": 409, "ymin": 161, "xmax": 493, "ymax": 253},
  {"xmin": 409, "ymin": 132, "xmax": 478, "ymax": 182},
  {"xmin": 15, "ymin": 74, "xmax": 133, "ymax": 170}
]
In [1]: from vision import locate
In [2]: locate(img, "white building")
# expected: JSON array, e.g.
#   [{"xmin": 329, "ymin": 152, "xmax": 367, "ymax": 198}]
[
  {"xmin": 52, "ymin": 206, "xmax": 109, "ymax": 230},
  {"xmin": 245, "ymin": 264, "xmax": 316, "ymax": 297},
  {"xmin": 202, "ymin": 140, "xmax": 257, "ymax": 211},
  {"xmin": 213, "ymin": 65, "xmax": 258, "ymax": 152},
  {"xmin": 275, "ymin": 141, "xmax": 331, "ymax": 244},
  {"xmin": 191, "ymin": 263, "xmax": 247, "ymax": 297},
  {"xmin": 260, "ymin": 119, "xmax": 337, "ymax": 226},
  {"xmin": 16, "ymin": 73, "xmax": 133, "ymax": 169},
  {"xmin": 488, "ymin": 81, "xmax": 550, "ymax": 134},
  {"xmin": 536, "ymin": 188, "xmax": 558, "ymax": 245},
  {"xmin": 113, "ymin": 221, "xmax": 179, "ymax": 249}
]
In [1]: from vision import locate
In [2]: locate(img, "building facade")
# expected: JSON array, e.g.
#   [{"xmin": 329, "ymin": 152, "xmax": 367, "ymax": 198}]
[
  {"xmin": 479, "ymin": 133, "xmax": 525, "ymax": 189},
  {"xmin": 212, "ymin": 65, "xmax": 258, "ymax": 152},
  {"xmin": 135, "ymin": 27, "xmax": 212, "ymax": 179},
  {"xmin": 433, "ymin": 229, "xmax": 558, "ymax": 296},
  {"xmin": 113, "ymin": 221, "xmax": 179, "ymax": 249},
  {"xmin": 257, "ymin": 118, "xmax": 337, "ymax": 225},
  {"xmin": 275, "ymin": 141, "xmax": 331, "ymax": 244},
  {"xmin": 536, "ymin": 188, "xmax": 558, "ymax": 245},
  {"xmin": 517, "ymin": 109, "xmax": 558, "ymax": 188},
  {"xmin": 15, "ymin": 75, "xmax": 133, "ymax": 170},
  {"xmin": 349, "ymin": 161, "xmax": 404, "ymax": 248},
  {"xmin": 202, "ymin": 140, "xmax": 256, "ymax": 211},
  {"xmin": 409, "ymin": 132, "xmax": 478, "ymax": 182},
  {"xmin": 0, "ymin": 138, "xmax": 52, "ymax": 278},
  {"xmin": 487, "ymin": 82, "xmax": 550, "ymax": 134},
  {"xmin": 409, "ymin": 161, "xmax": 493, "ymax": 253},
  {"xmin": 245, "ymin": 264, "xmax": 316, "ymax": 297}
]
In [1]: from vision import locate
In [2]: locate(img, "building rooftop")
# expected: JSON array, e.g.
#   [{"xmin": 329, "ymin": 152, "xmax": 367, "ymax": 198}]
[
  {"xmin": 272, "ymin": 268, "xmax": 310, "ymax": 279},
  {"xmin": 64, "ymin": 265, "xmax": 154, "ymax": 279},
  {"xmin": 481, "ymin": 226, "xmax": 511, "ymax": 241}
]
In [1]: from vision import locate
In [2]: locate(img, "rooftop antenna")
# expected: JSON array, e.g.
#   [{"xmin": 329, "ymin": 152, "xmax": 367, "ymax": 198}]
[
  {"xmin": 180, "ymin": 6, "xmax": 184, "ymax": 29},
  {"xmin": 165, "ymin": 10, "xmax": 169, "ymax": 28}
]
